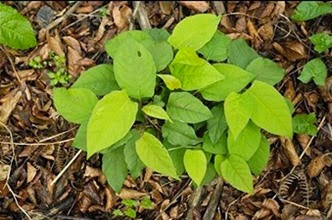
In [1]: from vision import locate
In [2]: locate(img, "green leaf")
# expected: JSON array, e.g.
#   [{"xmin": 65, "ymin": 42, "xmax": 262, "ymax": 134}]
[
  {"xmin": 124, "ymin": 208, "xmax": 137, "ymax": 219},
  {"xmin": 87, "ymin": 90, "xmax": 138, "ymax": 157},
  {"xmin": 113, "ymin": 209, "xmax": 124, "ymax": 217},
  {"xmin": 246, "ymin": 57, "xmax": 285, "ymax": 86},
  {"xmin": 135, "ymin": 132, "xmax": 178, "ymax": 179},
  {"xmin": 105, "ymin": 30, "xmax": 152, "ymax": 57},
  {"xmin": 168, "ymin": 14, "xmax": 220, "ymax": 51},
  {"xmin": 224, "ymin": 92, "xmax": 253, "ymax": 139},
  {"xmin": 247, "ymin": 136, "xmax": 270, "ymax": 176},
  {"xmin": 124, "ymin": 130, "xmax": 145, "ymax": 179},
  {"xmin": 144, "ymin": 28, "xmax": 170, "ymax": 41},
  {"xmin": 200, "ymin": 163, "xmax": 217, "ymax": 186},
  {"xmin": 157, "ymin": 74, "xmax": 182, "ymax": 90},
  {"xmin": 198, "ymin": 31, "xmax": 232, "ymax": 62},
  {"xmin": 246, "ymin": 80, "xmax": 293, "ymax": 137},
  {"xmin": 142, "ymin": 38, "xmax": 173, "ymax": 71},
  {"xmin": 164, "ymin": 141, "xmax": 186, "ymax": 175},
  {"xmin": 220, "ymin": 155, "xmax": 253, "ymax": 193},
  {"xmin": 285, "ymin": 97, "xmax": 295, "ymax": 115},
  {"xmin": 228, "ymin": 121, "xmax": 261, "ymax": 161},
  {"xmin": 100, "ymin": 132, "xmax": 133, "ymax": 154},
  {"xmin": 169, "ymin": 48, "xmax": 224, "ymax": 91},
  {"xmin": 122, "ymin": 199, "xmax": 139, "ymax": 208},
  {"xmin": 207, "ymin": 105, "xmax": 227, "ymax": 144},
  {"xmin": 142, "ymin": 104, "xmax": 172, "ymax": 122},
  {"xmin": 227, "ymin": 39, "xmax": 260, "ymax": 69},
  {"xmin": 0, "ymin": 3, "xmax": 37, "ymax": 50},
  {"xmin": 162, "ymin": 120, "xmax": 201, "ymax": 146},
  {"xmin": 298, "ymin": 58, "xmax": 327, "ymax": 86},
  {"xmin": 201, "ymin": 63, "xmax": 255, "ymax": 102},
  {"xmin": 113, "ymin": 37, "xmax": 156, "ymax": 100},
  {"xmin": 184, "ymin": 149, "xmax": 207, "ymax": 186},
  {"xmin": 291, "ymin": 1, "xmax": 332, "ymax": 21},
  {"xmin": 310, "ymin": 32, "xmax": 332, "ymax": 53},
  {"xmin": 292, "ymin": 113, "xmax": 317, "ymax": 135},
  {"xmin": 214, "ymin": 154, "xmax": 226, "ymax": 176},
  {"xmin": 140, "ymin": 197, "xmax": 154, "ymax": 210},
  {"xmin": 53, "ymin": 88, "xmax": 98, "ymax": 124},
  {"xmin": 72, "ymin": 64, "xmax": 120, "ymax": 95},
  {"xmin": 102, "ymin": 146, "xmax": 128, "ymax": 193},
  {"xmin": 203, "ymin": 132, "xmax": 227, "ymax": 155},
  {"xmin": 167, "ymin": 92, "xmax": 212, "ymax": 123},
  {"xmin": 72, "ymin": 123, "xmax": 87, "ymax": 151}
]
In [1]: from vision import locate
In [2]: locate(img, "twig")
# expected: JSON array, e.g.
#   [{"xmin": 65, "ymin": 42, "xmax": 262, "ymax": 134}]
[
  {"xmin": 0, "ymin": 121, "xmax": 32, "ymax": 220},
  {"xmin": 45, "ymin": 2, "xmax": 83, "ymax": 31},
  {"xmin": 39, "ymin": 127, "xmax": 77, "ymax": 142},
  {"xmin": 0, "ymin": 46, "xmax": 21, "ymax": 82},
  {"xmin": 0, "ymin": 138, "xmax": 74, "ymax": 146},
  {"xmin": 280, "ymin": 198, "xmax": 310, "ymax": 210},
  {"xmin": 132, "ymin": 1, "xmax": 151, "ymax": 30},
  {"xmin": 50, "ymin": 149, "xmax": 82, "ymax": 186},
  {"xmin": 212, "ymin": 1, "xmax": 226, "ymax": 15},
  {"xmin": 186, "ymin": 186, "xmax": 204, "ymax": 220},
  {"xmin": 203, "ymin": 177, "xmax": 224, "ymax": 220}
]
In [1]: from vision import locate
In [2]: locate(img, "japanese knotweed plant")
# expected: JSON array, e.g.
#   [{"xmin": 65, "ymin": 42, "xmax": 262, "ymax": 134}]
[{"xmin": 53, "ymin": 14, "xmax": 293, "ymax": 194}]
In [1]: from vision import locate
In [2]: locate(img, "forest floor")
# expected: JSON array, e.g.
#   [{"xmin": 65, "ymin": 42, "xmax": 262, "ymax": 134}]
[{"xmin": 0, "ymin": 1, "xmax": 331, "ymax": 220}]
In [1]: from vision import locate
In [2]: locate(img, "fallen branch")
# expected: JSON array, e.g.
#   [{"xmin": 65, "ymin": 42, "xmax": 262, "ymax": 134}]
[
  {"xmin": 132, "ymin": 1, "xmax": 151, "ymax": 30},
  {"xmin": 203, "ymin": 177, "xmax": 224, "ymax": 220},
  {"xmin": 186, "ymin": 186, "xmax": 204, "ymax": 220}
]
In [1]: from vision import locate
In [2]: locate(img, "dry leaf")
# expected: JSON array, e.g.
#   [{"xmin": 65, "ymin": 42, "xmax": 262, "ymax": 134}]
[
  {"xmin": 235, "ymin": 17, "xmax": 247, "ymax": 33},
  {"xmin": 63, "ymin": 36, "xmax": 82, "ymax": 54},
  {"xmin": 279, "ymin": 42, "xmax": 307, "ymax": 61},
  {"xmin": 27, "ymin": 162, "xmax": 37, "ymax": 183},
  {"xmin": 46, "ymin": 32, "xmax": 65, "ymax": 57},
  {"xmin": 104, "ymin": 187, "xmax": 116, "ymax": 211},
  {"xmin": 178, "ymin": 1, "xmax": 209, "ymax": 12},
  {"xmin": 258, "ymin": 23, "xmax": 274, "ymax": 41},
  {"xmin": 159, "ymin": 1, "xmax": 173, "ymax": 15},
  {"xmin": 307, "ymin": 155, "xmax": 326, "ymax": 178},
  {"xmin": 0, "ymin": 90, "xmax": 22, "ymax": 124},
  {"xmin": 67, "ymin": 46, "xmax": 83, "ymax": 76},
  {"xmin": 0, "ymin": 164, "xmax": 9, "ymax": 181},
  {"xmin": 112, "ymin": 5, "xmax": 132, "ymax": 33},
  {"xmin": 296, "ymin": 134, "xmax": 311, "ymax": 156},
  {"xmin": 260, "ymin": 2, "xmax": 275, "ymax": 18},
  {"xmin": 284, "ymin": 80, "xmax": 296, "ymax": 101},
  {"xmin": 118, "ymin": 188, "xmax": 146, "ymax": 199},
  {"xmin": 280, "ymin": 137, "xmax": 301, "ymax": 167}
]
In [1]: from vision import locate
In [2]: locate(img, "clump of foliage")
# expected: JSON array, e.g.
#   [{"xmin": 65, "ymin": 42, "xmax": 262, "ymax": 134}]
[
  {"xmin": 0, "ymin": 3, "xmax": 36, "ymax": 50},
  {"xmin": 291, "ymin": 1, "xmax": 332, "ymax": 21},
  {"xmin": 47, "ymin": 52, "xmax": 71, "ymax": 86},
  {"xmin": 53, "ymin": 14, "xmax": 294, "ymax": 194},
  {"xmin": 113, "ymin": 197, "xmax": 154, "ymax": 219}
]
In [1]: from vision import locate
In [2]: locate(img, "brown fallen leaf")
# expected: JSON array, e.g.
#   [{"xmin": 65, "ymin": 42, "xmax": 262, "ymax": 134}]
[
  {"xmin": 307, "ymin": 155, "xmax": 326, "ymax": 178},
  {"xmin": 159, "ymin": 1, "xmax": 173, "ymax": 15},
  {"xmin": 279, "ymin": 41, "xmax": 307, "ymax": 61},
  {"xmin": 63, "ymin": 36, "xmax": 81, "ymax": 54},
  {"xmin": 112, "ymin": 4, "xmax": 132, "ymax": 33},
  {"xmin": 118, "ymin": 188, "xmax": 146, "ymax": 199},
  {"xmin": 284, "ymin": 80, "xmax": 296, "ymax": 101},
  {"xmin": 27, "ymin": 162, "xmax": 37, "ymax": 183},
  {"xmin": 280, "ymin": 137, "xmax": 301, "ymax": 167},
  {"xmin": 235, "ymin": 17, "xmax": 247, "ymax": 33},
  {"xmin": 46, "ymin": 32, "xmax": 65, "ymax": 57},
  {"xmin": 260, "ymin": 2, "xmax": 275, "ymax": 18},
  {"xmin": 0, "ymin": 164, "xmax": 9, "ymax": 182},
  {"xmin": 296, "ymin": 134, "xmax": 311, "ymax": 156},
  {"xmin": 67, "ymin": 46, "xmax": 83, "ymax": 77},
  {"xmin": 178, "ymin": 1, "xmax": 209, "ymax": 12},
  {"xmin": 321, "ymin": 182, "xmax": 332, "ymax": 211},
  {"xmin": 258, "ymin": 23, "xmax": 274, "ymax": 41},
  {"xmin": 0, "ymin": 89, "xmax": 22, "ymax": 124}
]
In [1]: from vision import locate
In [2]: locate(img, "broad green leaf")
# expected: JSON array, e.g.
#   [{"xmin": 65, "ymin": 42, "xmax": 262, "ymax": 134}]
[
  {"xmin": 220, "ymin": 155, "xmax": 253, "ymax": 193},
  {"xmin": 167, "ymin": 92, "xmax": 213, "ymax": 123},
  {"xmin": 100, "ymin": 132, "xmax": 133, "ymax": 154},
  {"xmin": 169, "ymin": 48, "xmax": 224, "ymax": 91},
  {"xmin": 291, "ymin": 1, "xmax": 332, "ymax": 21},
  {"xmin": 310, "ymin": 32, "xmax": 332, "ymax": 53},
  {"xmin": 198, "ymin": 31, "xmax": 232, "ymax": 62},
  {"xmin": 224, "ymin": 92, "xmax": 253, "ymax": 139},
  {"xmin": 207, "ymin": 105, "xmax": 227, "ymax": 144},
  {"xmin": 214, "ymin": 154, "xmax": 226, "ymax": 176},
  {"xmin": 102, "ymin": 146, "xmax": 127, "ymax": 193},
  {"xmin": 285, "ymin": 97, "xmax": 295, "ymax": 115},
  {"xmin": 53, "ymin": 88, "xmax": 98, "ymax": 124},
  {"xmin": 72, "ymin": 64, "xmax": 120, "ymax": 95},
  {"xmin": 200, "ymin": 63, "xmax": 254, "ymax": 101},
  {"xmin": 144, "ymin": 28, "xmax": 170, "ymax": 41},
  {"xmin": 124, "ymin": 130, "xmax": 145, "ymax": 179},
  {"xmin": 162, "ymin": 120, "xmax": 201, "ymax": 146},
  {"xmin": 113, "ymin": 37, "xmax": 156, "ymax": 100},
  {"xmin": 184, "ymin": 149, "xmax": 207, "ymax": 186},
  {"xmin": 227, "ymin": 39, "xmax": 259, "ymax": 69},
  {"xmin": 203, "ymin": 132, "xmax": 227, "ymax": 155},
  {"xmin": 142, "ymin": 38, "xmax": 173, "ymax": 71},
  {"xmin": 0, "ymin": 3, "xmax": 37, "ymax": 50},
  {"xmin": 72, "ymin": 123, "xmax": 87, "ymax": 151},
  {"xmin": 164, "ymin": 140, "xmax": 186, "ymax": 175},
  {"xmin": 227, "ymin": 121, "xmax": 261, "ymax": 161},
  {"xmin": 105, "ymin": 30, "xmax": 152, "ymax": 57},
  {"xmin": 135, "ymin": 132, "xmax": 178, "ymax": 179},
  {"xmin": 247, "ymin": 136, "xmax": 270, "ymax": 176},
  {"xmin": 246, "ymin": 57, "xmax": 285, "ymax": 86},
  {"xmin": 298, "ymin": 58, "xmax": 327, "ymax": 86},
  {"xmin": 142, "ymin": 104, "xmax": 172, "ymax": 122},
  {"xmin": 168, "ymin": 14, "xmax": 220, "ymax": 50},
  {"xmin": 157, "ymin": 74, "xmax": 182, "ymax": 90},
  {"xmin": 87, "ymin": 90, "xmax": 138, "ymax": 157},
  {"xmin": 200, "ymin": 163, "xmax": 217, "ymax": 186},
  {"xmin": 246, "ymin": 80, "xmax": 293, "ymax": 137},
  {"xmin": 292, "ymin": 113, "xmax": 317, "ymax": 135}
]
